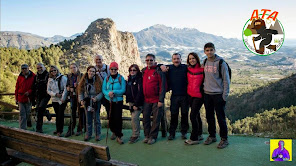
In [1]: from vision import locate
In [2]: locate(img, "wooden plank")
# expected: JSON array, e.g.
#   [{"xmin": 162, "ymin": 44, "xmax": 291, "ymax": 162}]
[
  {"xmin": 96, "ymin": 159, "xmax": 112, "ymax": 166},
  {"xmin": 0, "ymin": 93, "xmax": 14, "ymax": 96},
  {"xmin": 109, "ymin": 160, "xmax": 139, "ymax": 166},
  {"xmin": 7, "ymin": 148, "xmax": 65, "ymax": 166},
  {"xmin": 0, "ymin": 101, "xmax": 18, "ymax": 110},
  {"xmin": 79, "ymin": 146, "xmax": 96, "ymax": 166},
  {"xmin": 1, "ymin": 135, "xmax": 79, "ymax": 166},
  {"xmin": 0, "ymin": 125, "xmax": 111, "ymax": 161}
]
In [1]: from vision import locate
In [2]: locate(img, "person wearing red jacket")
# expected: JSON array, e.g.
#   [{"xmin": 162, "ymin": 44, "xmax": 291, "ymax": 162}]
[
  {"xmin": 184, "ymin": 52, "xmax": 204, "ymax": 145},
  {"xmin": 15, "ymin": 64, "xmax": 36, "ymax": 130},
  {"xmin": 142, "ymin": 54, "xmax": 166, "ymax": 145}
]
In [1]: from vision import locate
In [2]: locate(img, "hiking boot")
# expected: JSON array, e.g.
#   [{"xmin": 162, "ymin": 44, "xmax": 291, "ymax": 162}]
[
  {"xmin": 198, "ymin": 135, "xmax": 204, "ymax": 141},
  {"xmin": 65, "ymin": 131, "xmax": 74, "ymax": 137},
  {"xmin": 95, "ymin": 135, "xmax": 101, "ymax": 141},
  {"xmin": 148, "ymin": 138, "xmax": 156, "ymax": 145},
  {"xmin": 217, "ymin": 138, "xmax": 229, "ymax": 149},
  {"xmin": 116, "ymin": 137, "xmax": 124, "ymax": 145},
  {"xmin": 129, "ymin": 136, "xmax": 140, "ymax": 144},
  {"xmin": 57, "ymin": 132, "xmax": 63, "ymax": 137},
  {"xmin": 75, "ymin": 131, "xmax": 82, "ymax": 136},
  {"xmin": 267, "ymin": 45, "xmax": 276, "ymax": 51},
  {"xmin": 110, "ymin": 133, "xmax": 116, "ymax": 140},
  {"xmin": 168, "ymin": 134, "xmax": 175, "ymax": 140},
  {"xmin": 84, "ymin": 135, "xmax": 90, "ymax": 141},
  {"xmin": 162, "ymin": 131, "xmax": 167, "ymax": 138},
  {"xmin": 181, "ymin": 134, "xmax": 187, "ymax": 140},
  {"xmin": 143, "ymin": 137, "xmax": 149, "ymax": 144},
  {"xmin": 184, "ymin": 139, "xmax": 200, "ymax": 145},
  {"xmin": 204, "ymin": 136, "xmax": 217, "ymax": 145}
]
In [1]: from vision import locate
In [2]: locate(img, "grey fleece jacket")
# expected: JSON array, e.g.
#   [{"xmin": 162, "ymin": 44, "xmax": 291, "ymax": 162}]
[{"xmin": 203, "ymin": 54, "xmax": 230, "ymax": 101}]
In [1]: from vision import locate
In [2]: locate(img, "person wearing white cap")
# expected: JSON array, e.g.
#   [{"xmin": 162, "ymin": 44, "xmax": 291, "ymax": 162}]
[{"xmin": 15, "ymin": 64, "xmax": 36, "ymax": 129}]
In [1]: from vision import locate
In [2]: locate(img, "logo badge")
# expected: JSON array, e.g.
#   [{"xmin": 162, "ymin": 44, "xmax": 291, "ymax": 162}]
[
  {"xmin": 270, "ymin": 139, "xmax": 292, "ymax": 161},
  {"xmin": 242, "ymin": 9, "xmax": 285, "ymax": 56}
]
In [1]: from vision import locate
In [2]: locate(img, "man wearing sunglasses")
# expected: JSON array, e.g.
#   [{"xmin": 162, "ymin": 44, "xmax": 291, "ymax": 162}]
[
  {"xmin": 202, "ymin": 42, "xmax": 230, "ymax": 149},
  {"xmin": 142, "ymin": 54, "xmax": 167, "ymax": 145},
  {"xmin": 15, "ymin": 64, "xmax": 36, "ymax": 130}
]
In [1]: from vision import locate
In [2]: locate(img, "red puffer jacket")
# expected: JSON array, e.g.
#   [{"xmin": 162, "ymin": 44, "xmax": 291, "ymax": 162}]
[
  {"xmin": 15, "ymin": 71, "xmax": 36, "ymax": 103},
  {"xmin": 142, "ymin": 65, "xmax": 166, "ymax": 103},
  {"xmin": 187, "ymin": 65, "xmax": 204, "ymax": 98}
]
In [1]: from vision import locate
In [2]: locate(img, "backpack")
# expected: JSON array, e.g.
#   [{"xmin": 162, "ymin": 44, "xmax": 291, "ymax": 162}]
[
  {"xmin": 203, "ymin": 58, "xmax": 232, "ymax": 80},
  {"xmin": 142, "ymin": 67, "xmax": 169, "ymax": 92}
]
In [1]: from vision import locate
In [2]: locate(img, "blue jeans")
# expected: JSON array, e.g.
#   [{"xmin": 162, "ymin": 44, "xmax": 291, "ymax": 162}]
[
  {"xmin": 19, "ymin": 102, "xmax": 32, "ymax": 130},
  {"xmin": 85, "ymin": 101, "xmax": 101, "ymax": 136}
]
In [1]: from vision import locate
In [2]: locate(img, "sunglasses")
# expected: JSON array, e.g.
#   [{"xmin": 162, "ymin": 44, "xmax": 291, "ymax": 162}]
[
  {"xmin": 50, "ymin": 70, "xmax": 57, "ymax": 73},
  {"xmin": 129, "ymin": 69, "xmax": 137, "ymax": 72},
  {"xmin": 145, "ymin": 59, "xmax": 154, "ymax": 62},
  {"xmin": 110, "ymin": 69, "xmax": 118, "ymax": 71},
  {"xmin": 205, "ymin": 49, "xmax": 214, "ymax": 52},
  {"xmin": 37, "ymin": 67, "xmax": 42, "ymax": 69},
  {"xmin": 21, "ymin": 68, "xmax": 28, "ymax": 70}
]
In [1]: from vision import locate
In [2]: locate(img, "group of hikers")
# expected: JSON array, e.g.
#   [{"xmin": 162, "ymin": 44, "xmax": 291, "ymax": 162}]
[{"xmin": 15, "ymin": 42, "xmax": 231, "ymax": 149}]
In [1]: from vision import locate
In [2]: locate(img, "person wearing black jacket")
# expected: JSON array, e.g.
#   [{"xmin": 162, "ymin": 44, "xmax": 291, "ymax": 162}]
[
  {"xmin": 160, "ymin": 53, "xmax": 189, "ymax": 140},
  {"xmin": 65, "ymin": 63, "xmax": 84, "ymax": 137},
  {"xmin": 33, "ymin": 63, "xmax": 51, "ymax": 133},
  {"xmin": 125, "ymin": 64, "xmax": 144, "ymax": 144}
]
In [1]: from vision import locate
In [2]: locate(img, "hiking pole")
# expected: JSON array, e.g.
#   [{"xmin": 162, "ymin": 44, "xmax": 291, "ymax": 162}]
[
  {"xmin": 252, "ymin": 37, "xmax": 257, "ymax": 51},
  {"xmin": 106, "ymin": 97, "xmax": 113, "ymax": 144},
  {"xmin": 82, "ymin": 101, "xmax": 87, "ymax": 139}
]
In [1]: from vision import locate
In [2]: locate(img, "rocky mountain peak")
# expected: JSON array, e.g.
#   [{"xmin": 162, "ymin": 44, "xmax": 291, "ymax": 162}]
[{"xmin": 64, "ymin": 18, "xmax": 142, "ymax": 77}]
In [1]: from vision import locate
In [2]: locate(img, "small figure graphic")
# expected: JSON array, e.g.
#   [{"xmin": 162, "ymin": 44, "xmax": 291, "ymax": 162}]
[
  {"xmin": 252, "ymin": 18, "xmax": 278, "ymax": 54},
  {"xmin": 272, "ymin": 140, "xmax": 290, "ymax": 161}
]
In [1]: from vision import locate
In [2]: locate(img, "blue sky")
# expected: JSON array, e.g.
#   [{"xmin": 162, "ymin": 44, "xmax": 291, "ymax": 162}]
[{"xmin": 1, "ymin": 0, "xmax": 296, "ymax": 39}]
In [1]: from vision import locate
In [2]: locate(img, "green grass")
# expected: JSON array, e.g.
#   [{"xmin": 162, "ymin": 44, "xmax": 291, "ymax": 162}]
[{"xmin": 0, "ymin": 120, "xmax": 295, "ymax": 166}]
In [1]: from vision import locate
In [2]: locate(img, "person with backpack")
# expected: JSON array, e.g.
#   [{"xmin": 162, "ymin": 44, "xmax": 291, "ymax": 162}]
[
  {"xmin": 160, "ymin": 53, "xmax": 189, "ymax": 140},
  {"xmin": 78, "ymin": 66, "xmax": 103, "ymax": 141},
  {"xmin": 125, "ymin": 64, "xmax": 144, "ymax": 144},
  {"xmin": 184, "ymin": 52, "xmax": 204, "ymax": 145},
  {"xmin": 47, "ymin": 66, "xmax": 68, "ymax": 137},
  {"xmin": 33, "ymin": 63, "xmax": 51, "ymax": 133},
  {"xmin": 94, "ymin": 54, "xmax": 110, "ymax": 81},
  {"xmin": 15, "ymin": 64, "xmax": 35, "ymax": 130},
  {"xmin": 102, "ymin": 62, "xmax": 126, "ymax": 144},
  {"xmin": 142, "ymin": 54, "xmax": 167, "ymax": 145},
  {"xmin": 202, "ymin": 42, "xmax": 231, "ymax": 149},
  {"xmin": 64, "ymin": 63, "xmax": 84, "ymax": 137}
]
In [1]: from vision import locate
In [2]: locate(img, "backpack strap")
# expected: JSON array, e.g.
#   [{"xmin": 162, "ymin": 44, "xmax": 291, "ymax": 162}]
[
  {"xmin": 203, "ymin": 58, "xmax": 208, "ymax": 66},
  {"xmin": 219, "ymin": 59, "xmax": 223, "ymax": 79},
  {"xmin": 57, "ymin": 75, "xmax": 63, "ymax": 93},
  {"xmin": 106, "ymin": 74, "xmax": 122, "ymax": 85}
]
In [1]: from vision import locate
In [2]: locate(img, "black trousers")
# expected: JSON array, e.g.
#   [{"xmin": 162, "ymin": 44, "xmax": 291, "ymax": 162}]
[
  {"xmin": 204, "ymin": 94, "xmax": 228, "ymax": 139},
  {"xmin": 189, "ymin": 96, "xmax": 203, "ymax": 141},
  {"xmin": 52, "ymin": 102, "xmax": 67, "ymax": 133},
  {"xmin": 105, "ymin": 101, "xmax": 123, "ymax": 137},
  {"xmin": 67, "ymin": 96, "xmax": 78, "ymax": 132},
  {"xmin": 169, "ymin": 95, "xmax": 189, "ymax": 135},
  {"xmin": 36, "ymin": 96, "xmax": 50, "ymax": 131},
  {"xmin": 143, "ymin": 102, "xmax": 163, "ymax": 139}
]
